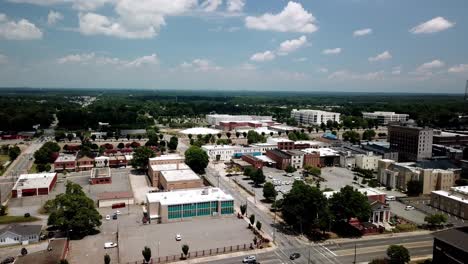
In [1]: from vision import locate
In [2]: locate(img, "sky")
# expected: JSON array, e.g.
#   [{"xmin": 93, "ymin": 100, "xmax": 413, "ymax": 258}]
[{"xmin": 0, "ymin": 0, "xmax": 467, "ymax": 93}]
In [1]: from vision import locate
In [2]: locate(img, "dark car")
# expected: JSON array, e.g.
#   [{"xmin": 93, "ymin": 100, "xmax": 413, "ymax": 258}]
[
  {"xmin": 1, "ymin": 257, "xmax": 15, "ymax": 264},
  {"xmin": 112, "ymin": 214, "xmax": 118, "ymax": 220},
  {"xmin": 289, "ymin": 253, "xmax": 301, "ymax": 260}
]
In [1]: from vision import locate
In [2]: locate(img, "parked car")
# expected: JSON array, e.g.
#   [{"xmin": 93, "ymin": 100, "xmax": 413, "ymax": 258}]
[
  {"xmin": 115, "ymin": 210, "xmax": 121, "ymax": 215},
  {"xmin": 104, "ymin": 242, "xmax": 117, "ymax": 249},
  {"xmin": 242, "ymin": 255, "xmax": 256, "ymax": 263},
  {"xmin": 290, "ymin": 253, "xmax": 301, "ymax": 260},
  {"xmin": 105, "ymin": 215, "xmax": 111, "ymax": 221},
  {"xmin": 405, "ymin": 205, "xmax": 415, "ymax": 210},
  {"xmin": 175, "ymin": 234, "xmax": 182, "ymax": 241},
  {"xmin": 112, "ymin": 214, "xmax": 118, "ymax": 220},
  {"xmin": 385, "ymin": 196, "xmax": 396, "ymax": 201},
  {"xmin": 0, "ymin": 257, "xmax": 15, "ymax": 264}
]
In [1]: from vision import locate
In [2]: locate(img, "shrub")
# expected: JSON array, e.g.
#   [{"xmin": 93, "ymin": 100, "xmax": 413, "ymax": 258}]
[{"xmin": 24, "ymin": 213, "xmax": 30, "ymax": 218}]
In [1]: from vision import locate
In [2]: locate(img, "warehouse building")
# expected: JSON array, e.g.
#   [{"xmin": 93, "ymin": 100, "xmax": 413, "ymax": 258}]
[
  {"xmin": 431, "ymin": 186, "xmax": 468, "ymax": 220},
  {"xmin": 362, "ymin": 111, "xmax": 409, "ymax": 125},
  {"xmin": 206, "ymin": 114, "xmax": 272, "ymax": 126},
  {"xmin": 97, "ymin": 191, "xmax": 134, "ymax": 208},
  {"xmin": 291, "ymin": 109, "xmax": 340, "ymax": 125},
  {"xmin": 159, "ymin": 169, "xmax": 203, "ymax": 191},
  {"xmin": 146, "ymin": 188, "xmax": 234, "ymax": 223},
  {"xmin": 12, "ymin": 173, "xmax": 58, "ymax": 198},
  {"xmin": 148, "ymin": 154, "xmax": 189, "ymax": 187}
]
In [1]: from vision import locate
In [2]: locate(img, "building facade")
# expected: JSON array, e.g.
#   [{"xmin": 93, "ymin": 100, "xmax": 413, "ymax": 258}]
[
  {"xmin": 53, "ymin": 154, "xmax": 76, "ymax": 172},
  {"xmin": 159, "ymin": 169, "xmax": 203, "ymax": 191},
  {"xmin": 431, "ymin": 186, "xmax": 468, "ymax": 220},
  {"xmin": 90, "ymin": 167, "xmax": 112, "ymax": 185},
  {"xmin": 12, "ymin": 173, "xmax": 58, "ymax": 198},
  {"xmin": 432, "ymin": 227, "xmax": 468, "ymax": 264},
  {"xmin": 355, "ymin": 154, "xmax": 382, "ymax": 171},
  {"xmin": 146, "ymin": 188, "xmax": 234, "ymax": 223},
  {"xmin": 433, "ymin": 131, "xmax": 468, "ymax": 147},
  {"xmin": 266, "ymin": 149, "xmax": 292, "ymax": 170},
  {"xmin": 388, "ymin": 124, "xmax": 433, "ymax": 161},
  {"xmin": 291, "ymin": 109, "xmax": 341, "ymax": 125},
  {"xmin": 362, "ymin": 111, "xmax": 409, "ymax": 125},
  {"xmin": 0, "ymin": 225, "xmax": 42, "ymax": 246},
  {"xmin": 148, "ymin": 154, "xmax": 188, "ymax": 187},
  {"xmin": 206, "ymin": 114, "xmax": 272, "ymax": 126}
]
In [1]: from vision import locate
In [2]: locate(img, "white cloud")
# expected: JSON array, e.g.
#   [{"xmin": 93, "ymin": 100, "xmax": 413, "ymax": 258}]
[
  {"xmin": 391, "ymin": 66, "xmax": 402, "ymax": 75},
  {"xmin": 416, "ymin": 60, "xmax": 445, "ymax": 72},
  {"xmin": 328, "ymin": 70, "xmax": 385, "ymax": 81},
  {"xmin": 57, "ymin": 52, "xmax": 159, "ymax": 67},
  {"xmin": 7, "ymin": 0, "xmax": 63, "ymax": 5},
  {"xmin": 448, "ymin": 64, "xmax": 468, "ymax": 73},
  {"xmin": 78, "ymin": 12, "xmax": 157, "ymax": 39},
  {"xmin": 0, "ymin": 54, "xmax": 8, "ymax": 64},
  {"xmin": 8, "ymin": 0, "xmax": 113, "ymax": 11},
  {"xmin": 57, "ymin": 52, "xmax": 96, "ymax": 64},
  {"xmin": 368, "ymin": 51, "xmax": 392, "ymax": 62},
  {"xmin": 245, "ymin": 1, "xmax": 318, "ymax": 33},
  {"xmin": 277, "ymin": 35, "xmax": 307, "ymax": 55},
  {"xmin": 353, "ymin": 28, "xmax": 372, "ymax": 37},
  {"xmin": 250, "ymin": 50, "xmax": 275, "ymax": 62},
  {"xmin": 227, "ymin": 0, "xmax": 244, "ymax": 12},
  {"xmin": 201, "ymin": 0, "xmax": 222, "ymax": 12},
  {"xmin": 180, "ymin": 58, "xmax": 221, "ymax": 72},
  {"xmin": 410, "ymin": 17, "xmax": 455, "ymax": 34},
  {"xmin": 47, "ymin": 10, "xmax": 63, "ymax": 25},
  {"xmin": 322, "ymin": 48, "xmax": 341, "ymax": 55},
  {"xmin": 0, "ymin": 13, "xmax": 43, "ymax": 40},
  {"xmin": 317, "ymin": 67, "xmax": 328, "ymax": 73},
  {"xmin": 293, "ymin": 57, "xmax": 307, "ymax": 62}
]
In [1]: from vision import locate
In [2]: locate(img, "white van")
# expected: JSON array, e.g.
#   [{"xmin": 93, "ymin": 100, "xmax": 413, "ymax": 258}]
[{"xmin": 385, "ymin": 196, "xmax": 396, "ymax": 201}]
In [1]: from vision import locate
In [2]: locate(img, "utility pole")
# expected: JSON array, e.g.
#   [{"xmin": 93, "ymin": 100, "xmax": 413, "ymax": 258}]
[{"xmin": 353, "ymin": 243, "xmax": 357, "ymax": 264}]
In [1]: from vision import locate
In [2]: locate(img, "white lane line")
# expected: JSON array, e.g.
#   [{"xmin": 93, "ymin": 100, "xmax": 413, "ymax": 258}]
[{"xmin": 321, "ymin": 244, "xmax": 338, "ymax": 257}]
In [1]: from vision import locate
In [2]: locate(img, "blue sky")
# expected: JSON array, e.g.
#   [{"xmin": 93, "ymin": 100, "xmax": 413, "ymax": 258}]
[{"xmin": 0, "ymin": 0, "xmax": 467, "ymax": 93}]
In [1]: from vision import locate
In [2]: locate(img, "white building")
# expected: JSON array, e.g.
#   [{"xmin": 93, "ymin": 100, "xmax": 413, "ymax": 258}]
[
  {"xmin": 201, "ymin": 145, "xmax": 266, "ymax": 161},
  {"xmin": 291, "ymin": 109, "xmax": 341, "ymax": 125},
  {"xmin": 362, "ymin": 111, "xmax": 409, "ymax": 125},
  {"xmin": 355, "ymin": 153, "xmax": 382, "ymax": 171},
  {"xmin": 288, "ymin": 150, "xmax": 305, "ymax": 169},
  {"xmin": 206, "ymin": 114, "xmax": 272, "ymax": 126},
  {"xmin": 180, "ymin": 127, "xmax": 221, "ymax": 136},
  {"xmin": 0, "ymin": 224, "xmax": 42, "ymax": 246},
  {"xmin": 94, "ymin": 156, "xmax": 109, "ymax": 167}
]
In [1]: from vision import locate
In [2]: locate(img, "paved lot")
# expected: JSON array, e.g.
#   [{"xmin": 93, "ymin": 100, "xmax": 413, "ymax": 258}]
[
  {"xmin": 118, "ymin": 217, "xmax": 253, "ymax": 263},
  {"xmin": 406, "ymin": 200, "xmax": 466, "ymax": 226},
  {"xmin": 128, "ymin": 170, "xmax": 152, "ymax": 204},
  {"xmin": 388, "ymin": 201, "xmax": 428, "ymax": 225},
  {"xmin": 0, "ymin": 240, "xmax": 49, "ymax": 260},
  {"xmin": 320, "ymin": 167, "xmax": 357, "ymax": 191}
]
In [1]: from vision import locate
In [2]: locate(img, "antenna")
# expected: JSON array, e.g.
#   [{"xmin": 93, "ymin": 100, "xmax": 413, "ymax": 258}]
[{"xmin": 465, "ymin": 80, "xmax": 468, "ymax": 101}]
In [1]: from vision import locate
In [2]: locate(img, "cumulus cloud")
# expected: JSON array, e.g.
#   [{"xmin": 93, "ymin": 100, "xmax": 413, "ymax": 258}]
[
  {"xmin": 47, "ymin": 10, "xmax": 63, "ymax": 25},
  {"xmin": 328, "ymin": 70, "xmax": 385, "ymax": 81},
  {"xmin": 227, "ymin": 0, "xmax": 244, "ymax": 12},
  {"xmin": 448, "ymin": 64, "xmax": 468, "ymax": 73},
  {"xmin": 353, "ymin": 28, "xmax": 372, "ymax": 37},
  {"xmin": 57, "ymin": 52, "xmax": 159, "ymax": 67},
  {"xmin": 250, "ymin": 50, "xmax": 275, "ymax": 62},
  {"xmin": 180, "ymin": 58, "xmax": 221, "ymax": 72},
  {"xmin": 410, "ymin": 17, "xmax": 455, "ymax": 34},
  {"xmin": 201, "ymin": 0, "xmax": 222, "ymax": 12},
  {"xmin": 416, "ymin": 60, "xmax": 445, "ymax": 72},
  {"xmin": 322, "ymin": 48, "xmax": 341, "ymax": 55},
  {"xmin": 0, "ymin": 13, "xmax": 43, "ymax": 40},
  {"xmin": 368, "ymin": 51, "xmax": 392, "ymax": 62},
  {"xmin": 245, "ymin": 1, "xmax": 318, "ymax": 33},
  {"xmin": 8, "ymin": 0, "xmax": 113, "ymax": 11},
  {"xmin": 0, "ymin": 54, "xmax": 8, "ymax": 64},
  {"xmin": 277, "ymin": 35, "xmax": 307, "ymax": 55}
]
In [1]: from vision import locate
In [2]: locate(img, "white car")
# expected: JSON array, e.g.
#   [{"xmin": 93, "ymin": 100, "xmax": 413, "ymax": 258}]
[
  {"xmin": 105, "ymin": 215, "xmax": 111, "ymax": 221},
  {"xmin": 405, "ymin": 205, "xmax": 415, "ymax": 210},
  {"xmin": 104, "ymin": 242, "xmax": 117, "ymax": 249},
  {"xmin": 242, "ymin": 255, "xmax": 256, "ymax": 263},
  {"xmin": 294, "ymin": 176, "xmax": 302, "ymax": 181},
  {"xmin": 115, "ymin": 210, "xmax": 121, "ymax": 215},
  {"xmin": 175, "ymin": 234, "xmax": 182, "ymax": 241},
  {"xmin": 268, "ymin": 175, "xmax": 273, "ymax": 179}
]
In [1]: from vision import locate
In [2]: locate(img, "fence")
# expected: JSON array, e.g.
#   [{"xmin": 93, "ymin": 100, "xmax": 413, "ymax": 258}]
[{"xmin": 125, "ymin": 243, "xmax": 254, "ymax": 264}]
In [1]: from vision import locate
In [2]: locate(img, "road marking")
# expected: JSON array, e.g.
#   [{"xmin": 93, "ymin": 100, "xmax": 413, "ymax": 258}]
[
  {"xmin": 334, "ymin": 241, "xmax": 433, "ymax": 256},
  {"xmin": 321, "ymin": 244, "xmax": 337, "ymax": 256}
]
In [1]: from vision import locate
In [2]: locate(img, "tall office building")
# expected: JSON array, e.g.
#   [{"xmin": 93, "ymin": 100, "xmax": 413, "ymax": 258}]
[
  {"xmin": 388, "ymin": 124, "xmax": 433, "ymax": 161},
  {"xmin": 291, "ymin": 109, "xmax": 340, "ymax": 125}
]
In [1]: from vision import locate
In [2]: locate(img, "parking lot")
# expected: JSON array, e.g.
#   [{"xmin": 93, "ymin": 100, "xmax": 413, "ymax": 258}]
[
  {"xmin": 387, "ymin": 200, "xmax": 428, "ymax": 225},
  {"xmin": 320, "ymin": 167, "xmax": 357, "ymax": 191}
]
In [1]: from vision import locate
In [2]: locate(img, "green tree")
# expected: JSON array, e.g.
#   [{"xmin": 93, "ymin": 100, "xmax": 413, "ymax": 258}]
[
  {"xmin": 240, "ymin": 204, "xmax": 247, "ymax": 216},
  {"xmin": 387, "ymin": 245, "xmax": 410, "ymax": 264},
  {"xmin": 406, "ymin": 180, "xmax": 423, "ymax": 197},
  {"xmin": 59, "ymin": 260, "xmax": 70, "ymax": 264},
  {"xmin": 362, "ymin": 129, "xmax": 376, "ymax": 141},
  {"xmin": 168, "ymin": 136, "xmax": 178, "ymax": 151},
  {"xmin": 256, "ymin": 221, "xmax": 262, "ymax": 230},
  {"xmin": 249, "ymin": 214, "xmax": 255, "ymax": 226},
  {"xmin": 8, "ymin": 146, "xmax": 21, "ymax": 161},
  {"xmin": 342, "ymin": 131, "xmax": 361, "ymax": 144},
  {"xmin": 142, "ymin": 246, "xmax": 151, "ymax": 263},
  {"xmin": 369, "ymin": 259, "xmax": 388, "ymax": 264},
  {"xmin": 288, "ymin": 132, "xmax": 298, "ymax": 141},
  {"xmin": 247, "ymin": 131, "xmax": 266, "ymax": 144},
  {"xmin": 285, "ymin": 165, "xmax": 297, "ymax": 173},
  {"xmin": 303, "ymin": 165, "xmax": 321, "ymax": 177},
  {"xmin": 46, "ymin": 182, "xmax": 102, "ymax": 238},
  {"xmin": 21, "ymin": 247, "xmax": 27, "ymax": 256},
  {"xmin": 281, "ymin": 181, "xmax": 328, "ymax": 233},
  {"xmin": 117, "ymin": 142, "xmax": 125, "ymax": 149},
  {"xmin": 182, "ymin": 244, "xmax": 189, "ymax": 259},
  {"xmin": 184, "ymin": 146, "xmax": 209, "ymax": 174},
  {"xmin": 0, "ymin": 205, "xmax": 8, "ymax": 216},
  {"xmin": 104, "ymin": 253, "xmax": 111, "ymax": 264},
  {"xmin": 263, "ymin": 182, "xmax": 277, "ymax": 202},
  {"xmin": 329, "ymin": 185, "xmax": 372, "ymax": 222},
  {"xmin": 250, "ymin": 169, "xmax": 266, "ymax": 187},
  {"xmin": 131, "ymin": 147, "xmax": 156, "ymax": 170},
  {"xmin": 424, "ymin": 213, "xmax": 447, "ymax": 227}
]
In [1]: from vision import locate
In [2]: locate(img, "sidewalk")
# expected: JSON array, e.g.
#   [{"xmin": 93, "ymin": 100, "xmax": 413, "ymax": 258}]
[{"xmin": 169, "ymin": 246, "xmax": 277, "ymax": 264}]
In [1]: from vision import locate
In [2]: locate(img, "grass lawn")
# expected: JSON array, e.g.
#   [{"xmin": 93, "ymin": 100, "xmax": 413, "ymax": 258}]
[
  {"xmin": 0, "ymin": 215, "xmax": 41, "ymax": 225},
  {"xmin": 29, "ymin": 163, "xmax": 38, "ymax": 173},
  {"xmin": 0, "ymin": 154, "xmax": 11, "ymax": 176}
]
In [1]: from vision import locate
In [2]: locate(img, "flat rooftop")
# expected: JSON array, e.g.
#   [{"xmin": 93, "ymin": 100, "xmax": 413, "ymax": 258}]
[
  {"xmin": 202, "ymin": 145, "xmax": 239, "ymax": 150},
  {"xmin": 146, "ymin": 187, "xmax": 233, "ymax": 206},
  {"xmin": 13, "ymin": 173, "xmax": 57, "ymax": 190},
  {"xmin": 302, "ymin": 147, "xmax": 339, "ymax": 157},
  {"xmin": 54, "ymin": 154, "xmax": 76, "ymax": 162},
  {"xmin": 161, "ymin": 169, "xmax": 200, "ymax": 182},
  {"xmin": 256, "ymin": 155, "xmax": 276, "ymax": 164},
  {"xmin": 433, "ymin": 227, "xmax": 468, "ymax": 252},
  {"xmin": 149, "ymin": 154, "xmax": 184, "ymax": 161},
  {"xmin": 151, "ymin": 163, "xmax": 190, "ymax": 172},
  {"xmin": 324, "ymin": 187, "xmax": 386, "ymax": 199},
  {"xmin": 180, "ymin": 127, "xmax": 221, "ymax": 135},
  {"xmin": 91, "ymin": 167, "xmax": 111, "ymax": 179}
]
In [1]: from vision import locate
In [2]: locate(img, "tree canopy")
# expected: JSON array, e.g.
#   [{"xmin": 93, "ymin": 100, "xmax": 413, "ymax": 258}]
[
  {"xmin": 329, "ymin": 185, "xmax": 372, "ymax": 222},
  {"xmin": 184, "ymin": 146, "xmax": 209, "ymax": 174},
  {"xmin": 131, "ymin": 146, "xmax": 156, "ymax": 170},
  {"xmin": 406, "ymin": 180, "xmax": 423, "ymax": 197},
  {"xmin": 263, "ymin": 182, "xmax": 277, "ymax": 202},
  {"xmin": 387, "ymin": 245, "xmax": 410, "ymax": 264}
]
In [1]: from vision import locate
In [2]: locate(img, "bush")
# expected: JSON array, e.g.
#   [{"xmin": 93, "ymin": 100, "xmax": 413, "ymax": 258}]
[
  {"xmin": 24, "ymin": 213, "xmax": 30, "ymax": 218},
  {"xmin": 0, "ymin": 205, "xmax": 7, "ymax": 216}
]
